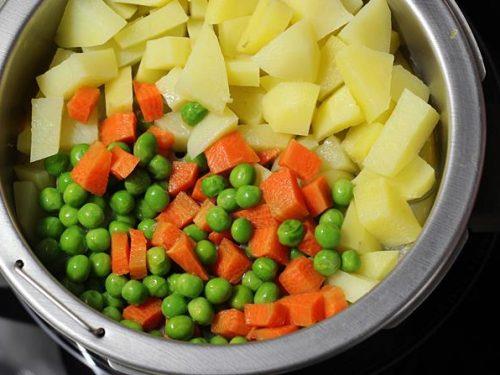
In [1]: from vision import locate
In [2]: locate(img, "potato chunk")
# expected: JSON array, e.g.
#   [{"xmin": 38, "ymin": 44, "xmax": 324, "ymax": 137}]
[
  {"xmin": 105, "ymin": 66, "xmax": 133, "ymax": 116},
  {"xmin": 238, "ymin": 124, "xmax": 292, "ymax": 151},
  {"xmin": 155, "ymin": 113, "xmax": 191, "ymax": 152},
  {"xmin": 14, "ymin": 162, "xmax": 53, "ymax": 190},
  {"xmin": 156, "ymin": 67, "xmax": 189, "ymax": 111},
  {"xmin": 358, "ymin": 251, "xmax": 400, "ymax": 280},
  {"xmin": 391, "ymin": 65, "xmax": 430, "ymax": 103},
  {"xmin": 60, "ymin": 110, "xmax": 99, "ymax": 151},
  {"xmin": 327, "ymin": 271, "xmax": 378, "ymax": 303},
  {"xmin": 205, "ymin": 0, "xmax": 258, "ymax": 24},
  {"xmin": 228, "ymin": 87, "xmax": 265, "ymax": 125},
  {"xmin": 84, "ymin": 39, "xmax": 145, "ymax": 68},
  {"xmin": 30, "ymin": 98, "xmax": 64, "ymax": 162},
  {"xmin": 317, "ymin": 35, "xmax": 346, "ymax": 101},
  {"xmin": 340, "ymin": 0, "xmax": 363, "ymax": 14},
  {"xmin": 226, "ymin": 59, "xmax": 260, "ymax": 87},
  {"xmin": 103, "ymin": 0, "xmax": 137, "ymax": 19},
  {"xmin": 218, "ymin": 16, "xmax": 250, "ymax": 57},
  {"xmin": 315, "ymin": 136, "xmax": 358, "ymax": 174},
  {"xmin": 342, "ymin": 122, "xmax": 384, "ymax": 165},
  {"xmin": 340, "ymin": 201, "xmax": 381, "ymax": 254},
  {"xmin": 143, "ymin": 37, "xmax": 191, "ymax": 70}
]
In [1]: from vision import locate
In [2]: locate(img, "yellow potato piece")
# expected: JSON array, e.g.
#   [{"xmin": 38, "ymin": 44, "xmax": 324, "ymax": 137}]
[
  {"xmin": 297, "ymin": 136, "xmax": 319, "ymax": 151},
  {"xmin": 49, "ymin": 49, "xmax": 75, "ymax": 69},
  {"xmin": 317, "ymin": 35, "xmax": 346, "ymax": 101},
  {"xmin": 187, "ymin": 18, "xmax": 204, "ymax": 40},
  {"xmin": 17, "ymin": 127, "xmax": 31, "ymax": 155},
  {"xmin": 358, "ymin": 251, "xmax": 400, "ymax": 280},
  {"xmin": 342, "ymin": 122, "xmax": 384, "ymax": 165},
  {"xmin": 105, "ymin": 66, "xmax": 133, "ymax": 116},
  {"xmin": 135, "ymin": 58, "xmax": 167, "ymax": 83},
  {"xmin": 189, "ymin": 0, "xmax": 208, "ymax": 19},
  {"xmin": 390, "ymin": 31, "xmax": 401, "ymax": 54},
  {"xmin": 228, "ymin": 87, "xmax": 265, "ymax": 125},
  {"xmin": 14, "ymin": 162, "xmax": 53, "ymax": 190},
  {"xmin": 104, "ymin": 0, "xmax": 137, "ymax": 19},
  {"xmin": 226, "ymin": 59, "xmax": 260, "ymax": 87},
  {"xmin": 218, "ymin": 16, "xmax": 250, "ymax": 58},
  {"xmin": 340, "ymin": 201, "xmax": 381, "ymax": 254},
  {"xmin": 315, "ymin": 136, "xmax": 358, "ymax": 174},
  {"xmin": 205, "ymin": 0, "xmax": 258, "ymax": 24},
  {"xmin": 327, "ymin": 271, "xmax": 378, "ymax": 303},
  {"xmin": 340, "ymin": 0, "xmax": 363, "ymax": 14},
  {"xmin": 60, "ymin": 110, "xmax": 99, "ymax": 151},
  {"xmin": 156, "ymin": 67, "xmax": 189, "ymax": 111},
  {"xmin": 84, "ymin": 39, "xmax": 145, "ymax": 68},
  {"xmin": 238, "ymin": 124, "xmax": 292, "ymax": 151},
  {"xmin": 260, "ymin": 76, "xmax": 287, "ymax": 92},
  {"xmin": 318, "ymin": 169, "xmax": 354, "ymax": 186},
  {"xmin": 30, "ymin": 98, "xmax": 64, "ymax": 162},
  {"xmin": 14, "ymin": 181, "xmax": 44, "ymax": 241},
  {"xmin": 155, "ymin": 113, "xmax": 191, "ymax": 152},
  {"xmin": 391, "ymin": 65, "xmax": 430, "ymax": 103},
  {"xmin": 114, "ymin": 0, "xmax": 172, "ymax": 6},
  {"xmin": 143, "ymin": 37, "xmax": 191, "ymax": 70},
  {"xmin": 254, "ymin": 164, "xmax": 272, "ymax": 186}
]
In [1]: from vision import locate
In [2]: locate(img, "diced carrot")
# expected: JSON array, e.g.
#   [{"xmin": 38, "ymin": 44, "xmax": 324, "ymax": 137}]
[
  {"xmin": 67, "ymin": 87, "xmax": 100, "ymax": 123},
  {"xmin": 111, "ymin": 232, "xmax": 129, "ymax": 275},
  {"xmin": 208, "ymin": 231, "xmax": 232, "ymax": 245},
  {"xmin": 247, "ymin": 325, "xmax": 298, "ymax": 341},
  {"xmin": 71, "ymin": 141, "xmax": 112, "ymax": 196},
  {"xmin": 234, "ymin": 204, "xmax": 276, "ymax": 229},
  {"xmin": 123, "ymin": 298, "xmax": 163, "ymax": 331},
  {"xmin": 133, "ymin": 81, "xmax": 164, "ymax": 122},
  {"xmin": 168, "ymin": 161, "xmax": 199, "ymax": 196},
  {"xmin": 157, "ymin": 192, "xmax": 200, "ymax": 228},
  {"xmin": 261, "ymin": 168, "xmax": 309, "ymax": 221},
  {"xmin": 298, "ymin": 220, "xmax": 322, "ymax": 257},
  {"xmin": 151, "ymin": 221, "xmax": 183, "ymax": 249},
  {"xmin": 110, "ymin": 146, "xmax": 140, "ymax": 180},
  {"xmin": 321, "ymin": 285, "xmax": 348, "ymax": 318},
  {"xmin": 279, "ymin": 140, "xmax": 321, "ymax": 181},
  {"xmin": 167, "ymin": 233, "xmax": 208, "ymax": 280},
  {"xmin": 279, "ymin": 292, "xmax": 325, "ymax": 327},
  {"xmin": 248, "ymin": 224, "xmax": 289, "ymax": 265},
  {"xmin": 100, "ymin": 112, "xmax": 137, "ymax": 146},
  {"xmin": 193, "ymin": 200, "xmax": 215, "ymax": 232},
  {"xmin": 279, "ymin": 257, "xmax": 325, "ymax": 295},
  {"xmin": 211, "ymin": 309, "xmax": 251, "ymax": 338},
  {"xmin": 244, "ymin": 303, "xmax": 288, "ymax": 328},
  {"xmin": 129, "ymin": 229, "xmax": 148, "ymax": 280},
  {"xmin": 301, "ymin": 176, "xmax": 333, "ymax": 217},
  {"xmin": 205, "ymin": 132, "xmax": 259, "ymax": 174},
  {"xmin": 191, "ymin": 174, "xmax": 209, "ymax": 202},
  {"xmin": 257, "ymin": 148, "xmax": 281, "ymax": 166},
  {"xmin": 148, "ymin": 125, "xmax": 175, "ymax": 156},
  {"xmin": 214, "ymin": 238, "xmax": 251, "ymax": 284}
]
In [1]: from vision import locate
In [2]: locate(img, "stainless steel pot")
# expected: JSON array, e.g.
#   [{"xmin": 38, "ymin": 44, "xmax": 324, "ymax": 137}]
[{"xmin": 0, "ymin": 0, "xmax": 486, "ymax": 374}]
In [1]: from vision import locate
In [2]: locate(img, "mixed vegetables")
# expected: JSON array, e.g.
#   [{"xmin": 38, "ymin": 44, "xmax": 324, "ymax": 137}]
[{"xmin": 13, "ymin": 0, "xmax": 440, "ymax": 344}]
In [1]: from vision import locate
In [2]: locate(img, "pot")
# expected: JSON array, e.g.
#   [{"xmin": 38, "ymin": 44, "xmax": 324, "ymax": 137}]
[{"xmin": 0, "ymin": 0, "xmax": 486, "ymax": 374}]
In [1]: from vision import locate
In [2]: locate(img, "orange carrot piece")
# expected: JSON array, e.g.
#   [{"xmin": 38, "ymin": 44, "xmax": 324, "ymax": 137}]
[
  {"xmin": 167, "ymin": 233, "xmax": 208, "ymax": 280},
  {"xmin": 129, "ymin": 229, "xmax": 148, "ymax": 280},
  {"xmin": 247, "ymin": 325, "xmax": 298, "ymax": 341},
  {"xmin": 148, "ymin": 125, "xmax": 175, "ymax": 156},
  {"xmin": 214, "ymin": 239, "xmax": 251, "ymax": 284},
  {"xmin": 261, "ymin": 168, "xmax": 309, "ymax": 221},
  {"xmin": 191, "ymin": 174, "xmax": 210, "ymax": 202},
  {"xmin": 111, "ymin": 232, "xmax": 130, "ymax": 275},
  {"xmin": 244, "ymin": 303, "xmax": 288, "ymax": 328},
  {"xmin": 208, "ymin": 231, "xmax": 232, "ymax": 245},
  {"xmin": 67, "ymin": 87, "xmax": 100, "ymax": 123},
  {"xmin": 279, "ymin": 292, "xmax": 325, "ymax": 327},
  {"xmin": 110, "ymin": 146, "xmax": 140, "ymax": 180},
  {"xmin": 193, "ymin": 200, "xmax": 215, "ymax": 232},
  {"xmin": 205, "ymin": 132, "xmax": 259, "ymax": 174},
  {"xmin": 157, "ymin": 192, "xmax": 200, "ymax": 228},
  {"xmin": 100, "ymin": 112, "xmax": 137, "ymax": 146},
  {"xmin": 211, "ymin": 309, "xmax": 251, "ymax": 338},
  {"xmin": 133, "ymin": 81, "xmax": 164, "ymax": 122},
  {"xmin": 71, "ymin": 141, "xmax": 112, "ymax": 196},
  {"xmin": 298, "ymin": 220, "xmax": 322, "ymax": 257},
  {"xmin": 151, "ymin": 221, "xmax": 183, "ymax": 249},
  {"xmin": 234, "ymin": 204, "xmax": 276, "ymax": 229},
  {"xmin": 123, "ymin": 298, "xmax": 164, "ymax": 331},
  {"xmin": 279, "ymin": 257, "xmax": 325, "ymax": 295},
  {"xmin": 257, "ymin": 148, "xmax": 281, "ymax": 166},
  {"xmin": 321, "ymin": 285, "xmax": 348, "ymax": 318},
  {"xmin": 248, "ymin": 224, "xmax": 289, "ymax": 265},
  {"xmin": 301, "ymin": 176, "xmax": 333, "ymax": 217},
  {"xmin": 168, "ymin": 161, "xmax": 199, "ymax": 196},
  {"xmin": 279, "ymin": 140, "xmax": 322, "ymax": 181}
]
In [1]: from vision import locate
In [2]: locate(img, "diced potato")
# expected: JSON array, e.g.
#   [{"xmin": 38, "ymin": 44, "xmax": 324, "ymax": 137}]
[
  {"xmin": 340, "ymin": 201, "xmax": 381, "ymax": 253},
  {"xmin": 238, "ymin": 124, "xmax": 292, "ymax": 151},
  {"xmin": 254, "ymin": 164, "xmax": 272, "ymax": 186},
  {"xmin": 364, "ymin": 90, "xmax": 440, "ymax": 177},
  {"xmin": 14, "ymin": 181, "xmax": 44, "ymax": 241},
  {"xmin": 84, "ymin": 39, "xmax": 145, "ymax": 68},
  {"xmin": 390, "ymin": 31, "xmax": 400, "ymax": 54},
  {"xmin": 312, "ymin": 85, "xmax": 364, "ymax": 141},
  {"xmin": 338, "ymin": 0, "xmax": 391, "ymax": 53},
  {"xmin": 206, "ymin": 0, "xmax": 259, "ymax": 24},
  {"xmin": 373, "ymin": 100, "xmax": 396, "ymax": 124},
  {"xmin": 218, "ymin": 16, "xmax": 250, "ymax": 57},
  {"xmin": 189, "ymin": 0, "xmax": 208, "ymax": 19},
  {"xmin": 336, "ymin": 44, "xmax": 393, "ymax": 122},
  {"xmin": 391, "ymin": 65, "xmax": 430, "ymax": 103},
  {"xmin": 226, "ymin": 59, "xmax": 260, "ymax": 87},
  {"xmin": 420, "ymin": 132, "xmax": 439, "ymax": 169},
  {"xmin": 14, "ymin": 162, "xmax": 53, "ymax": 190},
  {"xmin": 143, "ymin": 37, "xmax": 191, "ymax": 70},
  {"xmin": 115, "ymin": 0, "xmax": 171, "ymax": 5},
  {"xmin": 49, "ymin": 49, "xmax": 75, "ymax": 69},
  {"xmin": 187, "ymin": 107, "xmax": 238, "ymax": 157},
  {"xmin": 176, "ymin": 24, "xmax": 230, "ymax": 113},
  {"xmin": 60, "ymin": 110, "xmax": 99, "ymax": 150},
  {"xmin": 30, "ymin": 98, "xmax": 64, "ymax": 162},
  {"xmin": 55, "ymin": 0, "xmax": 127, "ymax": 48},
  {"xmin": 340, "ymin": 0, "xmax": 363, "ymax": 14},
  {"xmin": 164, "ymin": 23, "xmax": 188, "ymax": 37},
  {"xmin": 411, "ymin": 193, "xmax": 435, "ymax": 226},
  {"xmin": 297, "ymin": 136, "xmax": 319, "ymax": 151},
  {"xmin": 327, "ymin": 271, "xmax": 378, "ymax": 303},
  {"xmin": 283, "ymin": 0, "xmax": 352, "ymax": 40},
  {"xmin": 315, "ymin": 136, "xmax": 358, "ymax": 174},
  {"xmin": 260, "ymin": 76, "xmax": 287, "ymax": 92},
  {"xmin": 228, "ymin": 87, "xmax": 265, "ymax": 125},
  {"xmin": 136, "ymin": 58, "xmax": 167, "ymax": 83},
  {"xmin": 187, "ymin": 18, "xmax": 204, "ymax": 40},
  {"xmin": 237, "ymin": 0, "xmax": 293, "ymax": 55},
  {"xmin": 179, "ymin": 0, "xmax": 189, "ymax": 12},
  {"xmin": 114, "ymin": 1, "xmax": 188, "ymax": 49},
  {"xmin": 155, "ymin": 113, "xmax": 191, "ymax": 152},
  {"xmin": 253, "ymin": 20, "xmax": 320, "ymax": 83},
  {"xmin": 317, "ymin": 35, "xmax": 346, "ymax": 101},
  {"xmin": 104, "ymin": 0, "xmax": 137, "ymax": 19},
  {"xmin": 156, "ymin": 67, "xmax": 189, "ymax": 111},
  {"xmin": 262, "ymin": 82, "xmax": 319, "ymax": 136},
  {"xmin": 342, "ymin": 122, "xmax": 383, "ymax": 165},
  {"xmin": 354, "ymin": 177, "xmax": 422, "ymax": 247},
  {"xmin": 17, "ymin": 127, "xmax": 31, "ymax": 155},
  {"xmin": 358, "ymin": 251, "xmax": 400, "ymax": 280},
  {"xmin": 105, "ymin": 66, "xmax": 133, "ymax": 116},
  {"xmin": 318, "ymin": 169, "xmax": 354, "ymax": 186}
]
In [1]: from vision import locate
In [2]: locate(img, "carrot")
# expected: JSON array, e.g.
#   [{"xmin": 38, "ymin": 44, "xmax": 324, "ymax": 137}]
[
  {"xmin": 208, "ymin": 231, "xmax": 232, "ymax": 245},
  {"xmin": 123, "ymin": 298, "xmax": 163, "ymax": 331},
  {"xmin": 110, "ymin": 146, "xmax": 140, "ymax": 180},
  {"xmin": 248, "ymin": 224, "xmax": 289, "ymax": 265},
  {"xmin": 261, "ymin": 168, "xmax": 309, "ymax": 221},
  {"xmin": 279, "ymin": 257, "xmax": 325, "ymax": 295},
  {"xmin": 205, "ymin": 132, "xmax": 259, "ymax": 174},
  {"xmin": 211, "ymin": 309, "xmax": 251, "ymax": 338},
  {"xmin": 67, "ymin": 86, "xmax": 100, "ymax": 123},
  {"xmin": 133, "ymin": 81, "xmax": 164, "ymax": 122},
  {"xmin": 111, "ymin": 232, "xmax": 130, "ymax": 275},
  {"xmin": 257, "ymin": 148, "xmax": 281, "ymax": 166},
  {"xmin": 148, "ymin": 125, "xmax": 175, "ymax": 156},
  {"xmin": 157, "ymin": 192, "xmax": 200, "ymax": 228},
  {"xmin": 279, "ymin": 292, "xmax": 325, "ymax": 327},
  {"xmin": 321, "ymin": 285, "xmax": 348, "ymax": 318},
  {"xmin": 151, "ymin": 221, "xmax": 183, "ymax": 249},
  {"xmin": 129, "ymin": 229, "xmax": 148, "ymax": 280},
  {"xmin": 191, "ymin": 174, "xmax": 209, "ymax": 202},
  {"xmin": 100, "ymin": 112, "xmax": 137, "ymax": 146},
  {"xmin": 247, "ymin": 325, "xmax": 298, "ymax": 341},
  {"xmin": 168, "ymin": 161, "xmax": 199, "ymax": 196},
  {"xmin": 193, "ymin": 200, "xmax": 215, "ymax": 232},
  {"xmin": 298, "ymin": 220, "xmax": 322, "ymax": 257},
  {"xmin": 214, "ymin": 238, "xmax": 251, "ymax": 284},
  {"xmin": 301, "ymin": 176, "xmax": 333, "ymax": 217},
  {"xmin": 167, "ymin": 233, "xmax": 208, "ymax": 280},
  {"xmin": 244, "ymin": 303, "xmax": 288, "ymax": 328},
  {"xmin": 279, "ymin": 140, "xmax": 322, "ymax": 181},
  {"xmin": 71, "ymin": 141, "xmax": 112, "ymax": 196},
  {"xmin": 234, "ymin": 204, "xmax": 276, "ymax": 229}
]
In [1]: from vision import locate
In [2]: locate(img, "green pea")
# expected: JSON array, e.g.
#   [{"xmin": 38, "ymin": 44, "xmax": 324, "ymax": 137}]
[
  {"xmin": 57, "ymin": 172, "xmax": 73, "ymax": 193},
  {"xmin": 88, "ymin": 196, "xmax": 107, "ymax": 211},
  {"xmin": 121, "ymin": 319, "xmax": 143, "ymax": 332},
  {"xmin": 122, "ymin": 280, "xmax": 149, "ymax": 305},
  {"xmin": 35, "ymin": 238, "xmax": 61, "ymax": 265},
  {"xmin": 183, "ymin": 224, "xmax": 208, "ymax": 242},
  {"xmin": 235, "ymin": 185, "xmax": 261, "ymax": 209},
  {"xmin": 313, "ymin": 249, "xmax": 341, "ymax": 276},
  {"xmin": 332, "ymin": 179, "xmax": 354, "ymax": 206},
  {"xmin": 78, "ymin": 203, "xmax": 105, "ymax": 229},
  {"xmin": 80, "ymin": 290, "xmax": 104, "ymax": 311},
  {"xmin": 110, "ymin": 190, "xmax": 135, "ymax": 215},
  {"xmin": 135, "ymin": 198, "xmax": 157, "ymax": 221},
  {"xmin": 44, "ymin": 153, "xmax": 69, "ymax": 177},
  {"xmin": 341, "ymin": 249, "xmax": 361, "ymax": 273},
  {"xmin": 217, "ymin": 188, "xmax": 239, "ymax": 212},
  {"xmin": 89, "ymin": 252, "xmax": 111, "ymax": 278},
  {"xmin": 314, "ymin": 223, "xmax": 341, "ymax": 249},
  {"xmin": 185, "ymin": 153, "xmax": 208, "ymax": 172},
  {"xmin": 230, "ymin": 164, "xmax": 256, "ymax": 188},
  {"xmin": 102, "ymin": 291, "xmax": 125, "ymax": 309},
  {"xmin": 147, "ymin": 247, "xmax": 171, "ymax": 276},
  {"xmin": 105, "ymin": 273, "xmax": 128, "ymax": 298},
  {"xmin": 39, "ymin": 187, "xmax": 63, "ymax": 213},
  {"xmin": 242, "ymin": 271, "xmax": 263, "ymax": 292},
  {"xmin": 176, "ymin": 273, "xmax": 204, "ymax": 299},
  {"xmin": 149, "ymin": 330, "xmax": 163, "ymax": 338},
  {"xmin": 162, "ymin": 294, "xmax": 188, "ymax": 318},
  {"xmin": 290, "ymin": 248, "xmax": 305, "ymax": 260},
  {"xmin": 138, "ymin": 219, "xmax": 157, "ymax": 240},
  {"xmin": 125, "ymin": 169, "xmax": 151, "ymax": 196},
  {"xmin": 70, "ymin": 144, "xmax": 89, "ymax": 167},
  {"xmin": 58, "ymin": 205, "xmax": 78, "ymax": 227},
  {"xmin": 109, "ymin": 220, "xmax": 132, "ymax": 235},
  {"xmin": 277, "ymin": 220, "xmax": 305, "ymax": 247},
  {"xmin": 103, "ymin": 306, "xmax": 122, "ymax": 322},
  {"xmin": 166, "ymin": 315, "xmax": 194, "ymax": 341},
  {"xmin": 201, "ymin": 175, "xmax": 227, "ymax": 198},
  {"xmin": 230, "ymin": 336, "xmax": 248, "ymax": 345},
  {"xmin": 134, "ymin": 132, "xmax": 157, "ymax": 166},
  {"xmin": 167, "ymin": 273, "xmax": 181, "ymax": 293},
  {"xmin": 181, "ymin": 102, "xmax": 208, "ymax": 126},
  {"xmin": 205, "ymin": 278, "xmax": 232, "ymax": 305},
  {"xmin": 60, "ymin": 226, "xmax": 86, "ymax": 255},
  {"xmin": 188, "ymin": 297, "xmax": 214, "ymax": 325},
  {"xmin": 254, "ymin": 282, "xmax": 279, "ymax": 304},
  {"xmin": 206, "ymin": 206, "xmax": 232, "ymax": 233},
  {"xmin": 144, "ymin": 185, "xmax": 169, "ymax": 213},
  {"xmin": 231, "ymin": 218, "xmax": 253, "ymax": 244},
  {"xmin": 85, "ymin": 228, "xmax": 111, "ymax": 253},
  {"xmin": 320, "ymin": 208, "xmax": 344, "ymax": 228},
  {"xmin": 143, "ymin": 275, "xmax": 170, "ymax": 298},
  {"xmin": 37, "ymin": 216, "xmax": 64, "ymax": 239},
  {"xmin": 66, "ymin": 254, "xmax": 90, "ymax": 283},
  {"xmin": 107, "ymin": 142, "xmax": 130, "ymax": 153},
  {"xmin": 63, "ymin": 183, "xmax": 88, "ymax": 208},
  {"xmin": 209, "ymin": 335, "xmax": 228, "ymax": 345},
  {"xmin": 190, "ymin": 337, "xmax": 207, "ymax": 344},
  {"xmin": 252, "ymin": 257, "xmax": 278, "ymax": 281},
  {"xmin": 114, "ymin": 213, "xmax": 136, "ymax": 227},
  {"xmin": 148, "ymin": 155, "xmax": 172, "ymax": 180},
  {"xmin": 61, "ymin": 277, "xmax": 85, "ymax": 296},
  {"xmin": 194, "ymin": 240, "xmax": 217, "ymax": 265},
  {"xmin": 229, "ymin": 285, "xmax": 253, "ymax": 311}
]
